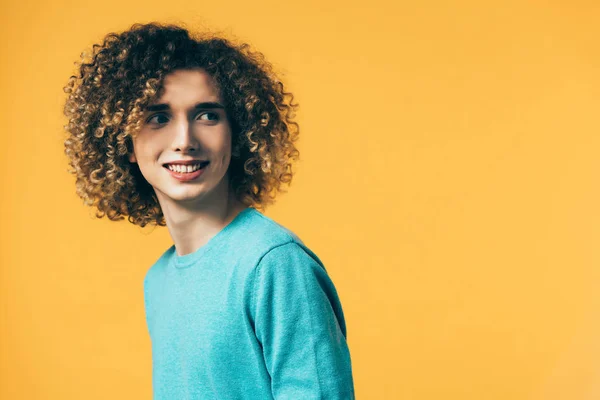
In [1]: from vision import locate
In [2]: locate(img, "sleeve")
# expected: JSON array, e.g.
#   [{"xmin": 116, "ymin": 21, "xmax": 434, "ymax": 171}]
[{"xmin": 250, "ymin": 241, "xmax": 355, "ymax": 400}]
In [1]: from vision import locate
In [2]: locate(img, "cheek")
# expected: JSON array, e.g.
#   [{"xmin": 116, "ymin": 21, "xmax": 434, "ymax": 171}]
[
  {"xmin": 220, "ymin": 153, "xmax": 229, "ymax": 166},
  {"xmin": 207, "ymin": 131, "xmax": 232, "ymax": 165},
  {"xmin": 134, "ymin": 134, "xmax": 161, "ymax": 161}
]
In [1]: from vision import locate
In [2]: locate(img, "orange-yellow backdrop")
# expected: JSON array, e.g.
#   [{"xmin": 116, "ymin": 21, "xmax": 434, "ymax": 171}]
[{"xmin": 1, "ymin": 1, "xmax": 600, "ymax": 399}]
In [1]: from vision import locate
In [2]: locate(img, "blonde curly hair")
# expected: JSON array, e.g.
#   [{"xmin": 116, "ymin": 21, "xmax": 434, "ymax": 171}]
[{"xmin": 63, "ymin": 22, "xmax": 300, "ymax": 227}]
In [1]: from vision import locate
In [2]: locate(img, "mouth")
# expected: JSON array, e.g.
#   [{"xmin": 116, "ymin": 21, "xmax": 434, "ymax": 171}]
[{"xmin": 163, "ymin": 161, "xmax": 210, "ymax": 174}]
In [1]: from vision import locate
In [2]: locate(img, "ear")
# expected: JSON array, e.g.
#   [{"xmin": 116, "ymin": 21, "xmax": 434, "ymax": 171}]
[{"xmin": 128, "ymin": 152, "xmax": 137, "ymax": 163}]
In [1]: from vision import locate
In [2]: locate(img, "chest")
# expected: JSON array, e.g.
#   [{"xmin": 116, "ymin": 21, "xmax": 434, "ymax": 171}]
[{"xmin": 148, "ymin": 267, "xmax": 254, "ymax": 366}]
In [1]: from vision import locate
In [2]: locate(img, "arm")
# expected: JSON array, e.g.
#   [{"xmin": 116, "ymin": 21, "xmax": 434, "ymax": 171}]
[{"xmin": 251, "ymin": 241, "xmax": 355, "ymax": 400}]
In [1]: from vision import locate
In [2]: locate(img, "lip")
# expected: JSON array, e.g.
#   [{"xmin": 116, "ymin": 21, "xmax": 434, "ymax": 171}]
[
  {"xmin": 163, "ymin": 160, "xmax": 209, "ymax": 166},
  {"xmin": 164, "ymin": 163, "xmax": 208, "ymax": 182}
]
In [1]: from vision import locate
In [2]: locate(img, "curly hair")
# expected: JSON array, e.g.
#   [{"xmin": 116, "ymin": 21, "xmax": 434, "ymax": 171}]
[{"xmin": 63, "ymin": 22, "xmax": 300, "ymax": 227}]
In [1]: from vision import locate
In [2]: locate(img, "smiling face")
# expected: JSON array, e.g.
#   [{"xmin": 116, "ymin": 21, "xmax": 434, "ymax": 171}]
[{"xmin": 128, "ymin": 68, "xmax": 235, "ymax": 210}]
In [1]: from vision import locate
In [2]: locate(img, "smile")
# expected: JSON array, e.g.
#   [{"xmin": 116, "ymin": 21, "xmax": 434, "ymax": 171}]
[
  {"xmin": 164, "ymin": 162, "xmax": 208, "ymax": 173},
  {"xmin": 163, "ymin": 162, "xmax": 210, "ymax": 181}
]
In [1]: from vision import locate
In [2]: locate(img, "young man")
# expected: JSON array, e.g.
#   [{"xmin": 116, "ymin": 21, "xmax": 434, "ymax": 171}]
[{"xmin": 63, "ymin": 22, "xmax": 355, "ymax": 399}]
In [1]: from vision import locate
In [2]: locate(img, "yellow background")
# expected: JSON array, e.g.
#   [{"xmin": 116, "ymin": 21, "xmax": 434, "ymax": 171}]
[{"xmin": 1, "ymin": 0, "xmax": 599, "ymax": 399}]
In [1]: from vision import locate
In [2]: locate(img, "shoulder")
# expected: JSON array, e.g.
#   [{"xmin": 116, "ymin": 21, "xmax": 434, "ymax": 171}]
[
  {"xmin": 247, "ymin": 231, "xmax": 348, "ymax": 338},
  {"xmin": 143, "ymin": 245, "xmax": 173, "ymax": 285},
  {"xmin": 241, "ymin": 209, "xmax": 326, "ymax": 272},
  {"xmin": 241, "ymin": 208, "xmax": 301, "ymax": 248}
]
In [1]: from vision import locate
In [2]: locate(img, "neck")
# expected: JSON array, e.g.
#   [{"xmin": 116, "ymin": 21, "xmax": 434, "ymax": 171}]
[{"xmin": 157, "ymin": 182, "xmax": 247, "ymax": 257}]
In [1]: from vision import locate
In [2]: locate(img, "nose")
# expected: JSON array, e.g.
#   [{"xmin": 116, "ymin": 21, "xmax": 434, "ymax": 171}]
[{"xmin": 171, "ymin": 116, "xmax": 200, "ymax": 153}]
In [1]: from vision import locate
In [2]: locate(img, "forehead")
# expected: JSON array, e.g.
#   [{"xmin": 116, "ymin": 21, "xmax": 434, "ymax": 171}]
[{"xmin": 151, "ymin": 68, "xmax": 221, "ymax": 105}]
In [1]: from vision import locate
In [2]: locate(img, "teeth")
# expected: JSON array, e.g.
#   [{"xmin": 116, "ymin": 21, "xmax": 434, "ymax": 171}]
[{"xmin": 167, "ymin": 163, "xmax": 204, "ymax": 173}]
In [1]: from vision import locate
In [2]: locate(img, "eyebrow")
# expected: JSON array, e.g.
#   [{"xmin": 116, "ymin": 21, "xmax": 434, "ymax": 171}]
[{"xmin": 144, "ymin": 102, "xmax": 226, "ymax": 112}]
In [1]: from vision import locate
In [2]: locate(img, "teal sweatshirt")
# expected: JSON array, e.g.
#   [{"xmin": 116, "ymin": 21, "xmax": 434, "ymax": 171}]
[{"xmin": 143, "ymin": 207, "xmax": 355, "ymax": 399}]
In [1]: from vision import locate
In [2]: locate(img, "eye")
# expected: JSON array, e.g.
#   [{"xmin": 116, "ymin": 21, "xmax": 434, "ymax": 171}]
[
  {"xmin": 197, "ymin": 112, "xmax": 220, "ymax": 122},
  {"xmin": 146, "ymin": 113, "xmax": 169, "ymax": 125}
]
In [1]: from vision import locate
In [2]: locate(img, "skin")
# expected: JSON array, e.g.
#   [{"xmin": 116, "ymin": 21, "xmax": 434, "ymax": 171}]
[{"xmin": 128, "ymin": 68, "xmax": 247, "ymax": 256}]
